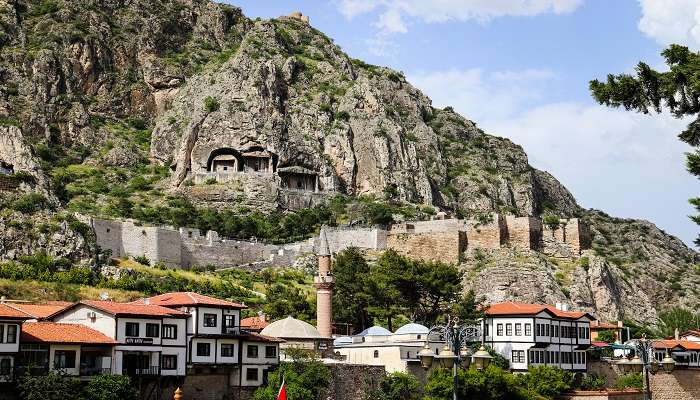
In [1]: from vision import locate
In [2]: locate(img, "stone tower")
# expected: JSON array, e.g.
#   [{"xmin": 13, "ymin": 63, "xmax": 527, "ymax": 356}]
[{"xmin": 314, "ymin": 227, "xmax": 334, "ymax": 338}]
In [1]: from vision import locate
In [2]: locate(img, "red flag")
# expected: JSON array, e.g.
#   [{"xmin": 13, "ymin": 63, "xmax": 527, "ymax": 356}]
[{"xmin": 277, "ymin": 378, "xmax": 287, "ymax": 400}]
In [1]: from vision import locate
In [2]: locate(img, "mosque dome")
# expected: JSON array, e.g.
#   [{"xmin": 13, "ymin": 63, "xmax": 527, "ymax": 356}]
[
  {"xmin": 358, "ymin": 326, "xmax": 393, "ymax": 337},
  {"xmin": 333, "ymin": 336, "xmax": 352, "ymax": 346},
  {"xmin": 261, "ymin": 316, "xmax": 322, "ymax": 339},
  {"xmin": 394, "ymin": 323, "xmax": 429, "ymax": 335}
]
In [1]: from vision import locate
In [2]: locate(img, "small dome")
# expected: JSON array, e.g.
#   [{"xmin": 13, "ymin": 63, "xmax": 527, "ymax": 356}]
[
  {"xmin": 394, "ymin": 323, "xmax": 429, "ymax": 335},
  {"xmin": 358, "ymin": 326, "xmax": 393, "ymax": 337},
  {"xmin": 261, "ymin": 316, "xmax": 322, "ymax": 339},
  {"xmin": 333, "ymin": 336, "xmax": 352, "ymax": 346}
]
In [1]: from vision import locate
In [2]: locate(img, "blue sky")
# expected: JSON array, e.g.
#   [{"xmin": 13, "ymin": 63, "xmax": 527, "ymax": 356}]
[{"xmin": 228, "ymin": 0, "xmax": 700, "ymax": 248}]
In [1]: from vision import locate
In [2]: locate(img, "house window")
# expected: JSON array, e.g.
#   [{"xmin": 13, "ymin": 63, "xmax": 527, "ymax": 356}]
[
  {"xmin": 204, "ymin": 313, "xmax": 217, "ymax": 327},
  {"xmin": 525, "ymin": 323, "xmax": 531, "ymax": 337},
  {"xmin": 496, "ymin": 324, "xmax": 503, "ymax": 336},
  {"xmin": 146, "ymin": 323, "xmax": 160, "ymax": 338},
  {"xmin": 54, "ymin": 350, "xmax": 76, "ymax": 369},
  {"xmin": 417, "ymin": 334, "xmax": 422, "ymax": 340},
  {"xmin": 373, "ymin": 350, "xmax": 379, "ymax": 358},
  {"xmin": 162, "ymin": 355, "xmax": 177, "ymax": 370},
  {"xmin": 555, "ymin": 326, "xmax": 559, "ymax": 338},
  {"xmin": 246, "ymin": 368, "xmax": 259, "ymax": 381},
  {"xmin": 221, "ymin": 344, "xmax": 235, "ymax": 358},
  {"xmin": 125, "ymin": 322, "xmax": 139, "ymax": 337},
  {"xmin": 224, "ymin": 315, "xmax": 236, "ymax": 328},
  {"xmin": 506, "ymin": 324, "xmax": 513, "ymax": 336},
  {"xmin": 0, "ymin": 325, "xmax": 4, "ymax": 343},
  {"xmin": 6, "ymin": 325, "xmax": 17, "ymax": 343},
  {"xmin": 197, "ymin": 343, "xmax": 211, "ymax": 357},
  {"xmin": 0, "ymin": 358, "xmax": 10, "ymax": 375},
  {"xmin": 247, "ymin": 345, "xmax": 258, "ymax": 358},
  {"xmin": 163, "ymin": 324, "xmax": 177, "ymax": 339},
  {"xmin": 515, "ymin": 323, "xmax": 522, "ymax": 336},
  {"xmin": 484, "ymin": 324, "xmax": 489, "ymax": 336},
  {"xmin": 511, "ymin": 350, "xmax": 525, "ymax": 363},
  {"xmin": 265, "ymin": 346, "xmax": 277, "ymax": 358}
]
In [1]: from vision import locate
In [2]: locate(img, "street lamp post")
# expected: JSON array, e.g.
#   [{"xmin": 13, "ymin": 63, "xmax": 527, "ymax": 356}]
[
  {"xmin": 417, "ymin": 316, "xmax": 491, "ymax": 400},
  {"xmin": 616, "ymin": 335, "xmax": 675, "ymax": 400}
]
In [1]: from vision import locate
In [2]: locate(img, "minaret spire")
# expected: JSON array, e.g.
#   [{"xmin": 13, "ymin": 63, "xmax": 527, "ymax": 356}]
[{"xmin": 314, "ymin": 226, "xmax": 334, "ymax": 338}]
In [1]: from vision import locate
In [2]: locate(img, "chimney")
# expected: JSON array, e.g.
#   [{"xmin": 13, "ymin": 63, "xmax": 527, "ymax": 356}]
[
  {"xmin": 144, "ymin": 298, "xmax": 150, "ymax": 305},
  {"xmin": 617, "ymin": 320, "xmax": 623, "ymax": 328},
  {"xmin": 555, "ymin": 302, "xmax": 562, "ymax": 310},
  {"xmin": 675, "ymin": 328, "xmax": 680, "ymax": 340}
]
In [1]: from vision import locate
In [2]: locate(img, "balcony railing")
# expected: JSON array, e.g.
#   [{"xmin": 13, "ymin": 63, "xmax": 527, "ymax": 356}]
[
  {"xmin": 80, "ymin": 367, "xmax": 112, "ymax": 376},
  {"xmin": 122, "ymin": 366, "xmax": 160, "ymax": 376}
]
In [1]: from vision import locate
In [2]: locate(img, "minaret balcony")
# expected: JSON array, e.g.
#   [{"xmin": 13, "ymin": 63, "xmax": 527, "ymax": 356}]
[{"xmin": 314, "ymin": 275, "xmax": 335, "ymax": 285}]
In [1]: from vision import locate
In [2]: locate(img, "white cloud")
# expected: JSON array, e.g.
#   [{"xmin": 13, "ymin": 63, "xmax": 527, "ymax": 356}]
[
  {"xmin": 339, "ymin": 0, "xmax": 583, "ymax": 32},
  {"xmin": 638, "ymin": 0, "xmax": 700, "ymax": 48},
  {"xmin": 408, "ymin": 68, "xmax": 698, "ymax": 246},
  {"xmin": 339, "ymin": 0, "xmax": 583, "ymax": 57}
]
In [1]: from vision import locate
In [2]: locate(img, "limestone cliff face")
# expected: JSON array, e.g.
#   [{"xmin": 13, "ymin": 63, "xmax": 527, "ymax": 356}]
[{"xmin": 0, "ymin": 0, "xmax": 698, "ymax": 322}]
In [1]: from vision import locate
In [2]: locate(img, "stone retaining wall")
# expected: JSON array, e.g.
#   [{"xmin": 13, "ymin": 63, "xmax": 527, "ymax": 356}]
[
  {"xmin": 387, "ymin": 230, "xmax": 465, "ymax": 264},
  {"xmin": 323, "ymin": 364, "xmax": 386, "ymax": 400},
  {"xmin": 650, "ymin": 369, "xmax": 700, "ymax": 400}
]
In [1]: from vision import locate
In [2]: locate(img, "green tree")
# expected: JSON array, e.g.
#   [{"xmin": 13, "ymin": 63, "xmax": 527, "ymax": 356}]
[
  {"xmin": 373, "ymin": 372, "xmax": 421, "ymax": 400},
  {"xmin": 658, "ymin": 307, "xmax": 700, "ymax": 337},
  {"xmin": 596, "ymin": 329, "xmax": 618, "ymax": 344},
  {"xmin": 452, "ymin": 290, "xmax": 485, "ymax": 324},
  {"xmin": 18, "ymin": 371, "xmax": 83, "ymax": 400},
  {"xmin": 83, "ymin": 375, "xmax": 138, "ymax": 400},
  {"xmin": 590, "ymin": 44, "xmax": 700, "ymax": 244},
  {"xmin": 517, "ymin": 365, "xmax": 573, "ymax": 398},
  {"xmin": 261, "ymin": 284, "xmax": 316, "ymax": 324},
  {"xmin": 424, "ymin": 365, "xmax": 526, "ymax": 400},
  {"xmin": 253, "ymin": 351, "xmax": 330, "ymax": 400},
  {"xmin": 332, "ymin": 247, "xmax": 372, "ymax": 331}
]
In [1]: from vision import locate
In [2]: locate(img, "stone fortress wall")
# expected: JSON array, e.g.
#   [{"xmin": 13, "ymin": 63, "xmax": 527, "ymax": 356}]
[
  {"xmin": 89, "ymin": 212, "xmax": 588, "ymax": 269},
  {"xmin": 90, "ymin": 218, "xmax": 314, "ymax": 269}
]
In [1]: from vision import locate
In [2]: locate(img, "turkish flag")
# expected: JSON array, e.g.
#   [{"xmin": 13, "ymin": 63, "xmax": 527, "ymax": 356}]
[{"xmin": 277, "ymin": 378, "xmax": 287, "ymax": 400}]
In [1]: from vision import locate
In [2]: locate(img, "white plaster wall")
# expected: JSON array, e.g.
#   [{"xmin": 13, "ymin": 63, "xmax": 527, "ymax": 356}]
[
  {"xmin": 0, "ymin": 322, "xmax": 20, "ymax": 353},
  {"xmin": 117, "ymin": 318, "xmax": 163, "ymax": 345},
  {"xmin": 197, "ymin": 307, "xmax": 223, "ymax": 335},
  {"xmin": 191, "ymin": 338, "xmax": 216, "ymax": 364},
  {"xmin": 53, "ymin": 306, "xmax": 116, "ymax": 339},
  {"xmin": 493, "ymin": 342, "xmax": 533, "ymax": 371},
  {"xmin": 162, "ymin": 318, "xmax": 187, "ymax": 347},
  {"xmin": 161, "ymin": 346, "xmax": 187, "ymax": 376},
  {"xmin": 242, "ymin": 341, "xmax": 278, "ymax": 366},
  {"xmin": 215, "ymin": 339, "xmax": 239, "ymax": 364}
]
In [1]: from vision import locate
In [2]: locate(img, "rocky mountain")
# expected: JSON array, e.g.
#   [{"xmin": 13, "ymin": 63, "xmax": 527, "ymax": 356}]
[{"xmin": 0, "ymin": 0, "xmax": 698, "ymax": 324}]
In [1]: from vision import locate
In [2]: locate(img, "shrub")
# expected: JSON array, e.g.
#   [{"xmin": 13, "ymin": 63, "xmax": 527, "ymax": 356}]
[
  {"xmin": 597, "ymin": 329, "xmax": 617, "ymax": 344},
  {"xmin": 578, "ymin": 374, "xmax": 606, "ymax": 390},
  {"xmin": 134, "ymin": 255, "xmax": 151, "ymax": 266},
  {"xmin": 518, "ymin": 365, "xmax": 573, "ymax": 398},
  {"xmin": 204, "ymin": 96, "xmax": 220, "ymax": 112},
  {"xmin": 253, "ymin": 352, "xmax": 330, "ymax": 400},
  {"xmin": 204, "ymin": 178, "xmax": 217, "ymax": 185},
  {"xmin": 375, "ymin": 372, "xmax": 421, "ymax": 400},
  {"xmin": 543, "ymin": 214, "xmax": 561, "ymax": 230},
  {"xmin": 18, "ymin": 371, "xmax": 82, "ymax": 400},
  {"xmin": 83, "ymin": 375, "xmax": 138, "ymax": 400},
  {"xmin": 615, "ymin": 373, "xmax": 643, "ymax": 390},
  {"xmin": 11, "ymin": 193, "xmax": 51, "ymax": 214}
]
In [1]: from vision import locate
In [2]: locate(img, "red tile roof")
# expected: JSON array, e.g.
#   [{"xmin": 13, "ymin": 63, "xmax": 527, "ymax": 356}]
[
  {"xmin": 21, "ymin": 322, "xmax": 117, "ymax": 345},
  {"xmin": 590, "ymin": 321, "xmax": 621, "ymax": 330},
  {"xmin": 653, "ymin": 340, "xmax": 700, "ymax": 351},
  {"xmin": 0, "ymin": 303, "xmax": 32, "ymax": 320},
  {"xmin": 241, "ymin": 316, "xmax": 269, "ymax": 330},
  {"xmin": 7, "ymin": 302, "xmax": 72, "ymax": 319},
  {"xmin": 485, "ymin": 301, "xmax": 593, "ymax": 320},
  {"xmin": 679, "ymin": 329, "xmax": 700, "ymax": 338},
  {"xmin": 140, "ymin": 292, "xmax": 246, "ymax": 309},
  {"xmin": 76, "ymin": 300, "xmax": 189, "ymax": 318}
]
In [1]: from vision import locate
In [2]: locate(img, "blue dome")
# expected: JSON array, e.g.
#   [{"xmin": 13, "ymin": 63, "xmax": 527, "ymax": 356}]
[
  {"xmin": 333, "ymin": 336, "xmax": 352, "ymax": 346},
  {"xmin": 394, "ymin": 323, "xmax": 429, "ymax": 335},
  {"xmin": 358, "ymin": 326, "xmax": 393, "ymax": 336}
]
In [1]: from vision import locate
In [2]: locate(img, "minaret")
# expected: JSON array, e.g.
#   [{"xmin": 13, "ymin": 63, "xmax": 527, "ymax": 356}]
[{"xmin": 314, "ymin": 227, "xmax": 334, "ymax": 338}]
